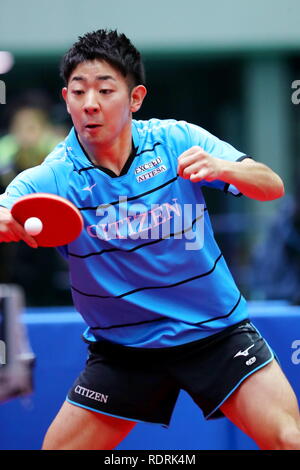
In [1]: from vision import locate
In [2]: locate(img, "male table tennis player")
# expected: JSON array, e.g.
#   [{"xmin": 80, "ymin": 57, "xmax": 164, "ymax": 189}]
[{"xmin": 0, "ymin": 30, "xmax": 300, "ymax": 450}]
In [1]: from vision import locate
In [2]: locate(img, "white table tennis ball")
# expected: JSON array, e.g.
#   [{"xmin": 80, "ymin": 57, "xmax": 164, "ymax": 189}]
[{"xmin": 24, "ymin": 217, "xmax": 43, "ymax": 236}]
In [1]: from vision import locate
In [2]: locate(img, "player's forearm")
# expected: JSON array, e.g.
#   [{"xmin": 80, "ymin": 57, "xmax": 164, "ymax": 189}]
[{"xmin": 219, "ymin": 159, "xmax": 285, "ymax": 201}]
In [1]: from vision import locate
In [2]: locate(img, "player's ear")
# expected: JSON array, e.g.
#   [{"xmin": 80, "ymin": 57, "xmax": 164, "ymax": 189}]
[
  {"xmin": 130, "ymin": 85, "xmax": 147, "ymax": 113},
  {"xmin": 62, "ymin": 87, "xmax": 70, "ymax": 114}
]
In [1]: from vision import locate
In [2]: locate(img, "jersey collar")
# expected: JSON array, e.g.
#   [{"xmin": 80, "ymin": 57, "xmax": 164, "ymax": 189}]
[{"xmin": 65, "ymin": 124, "xmax": 139, "ymax": 178}]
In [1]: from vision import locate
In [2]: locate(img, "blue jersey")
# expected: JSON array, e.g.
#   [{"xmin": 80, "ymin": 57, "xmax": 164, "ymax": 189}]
[{"xmin": 0, "ymin": 119, "xmax": 249, "ymax": 347}]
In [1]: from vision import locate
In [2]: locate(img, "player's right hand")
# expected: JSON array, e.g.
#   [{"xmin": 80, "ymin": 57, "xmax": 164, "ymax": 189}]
[{"xmin": 0, "ymin": 207, "xmax": 38, "ymax": 248}]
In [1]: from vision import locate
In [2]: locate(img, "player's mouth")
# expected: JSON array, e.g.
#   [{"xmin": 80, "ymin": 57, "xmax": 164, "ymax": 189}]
[{"xmin": 85, "ymin": 123, "xmax": 102, "ymax": 129}]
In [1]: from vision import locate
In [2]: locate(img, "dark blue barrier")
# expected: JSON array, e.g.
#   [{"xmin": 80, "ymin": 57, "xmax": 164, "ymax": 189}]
[{"xmin": 0, "ymin": 302, "xmax": 299, "ymax": 450}]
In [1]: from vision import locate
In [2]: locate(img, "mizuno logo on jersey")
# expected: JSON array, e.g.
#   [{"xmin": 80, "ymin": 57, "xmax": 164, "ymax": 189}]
[{"xmin": 83, "ymin": 183, "xmax": 97, "ymax": 193}]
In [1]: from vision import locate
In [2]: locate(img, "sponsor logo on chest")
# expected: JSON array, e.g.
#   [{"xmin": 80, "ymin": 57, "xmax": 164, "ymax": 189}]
[{"xmin": 135, "ymin": 157, "xmax": 167, "ymax": 182}]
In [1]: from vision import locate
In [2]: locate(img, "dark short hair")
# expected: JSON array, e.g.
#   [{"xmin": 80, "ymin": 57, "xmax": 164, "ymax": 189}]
[{"xmin": 60, "ymin": 29, "xmax": 146, "ymax": 89}]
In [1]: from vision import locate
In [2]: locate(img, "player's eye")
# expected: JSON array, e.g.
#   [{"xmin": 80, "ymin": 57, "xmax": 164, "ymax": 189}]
[
  {"xmin": 100, "ymin": 89, "xmax": 113, "ymax": 95},
  {"xmin": 72, "ymin": 90, "xmax": 84, "ymax": 95}
]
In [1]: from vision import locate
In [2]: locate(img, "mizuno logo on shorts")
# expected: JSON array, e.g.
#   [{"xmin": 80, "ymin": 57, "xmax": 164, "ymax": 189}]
[
  {"xmin": 74, "ymin": 385, "xmax": 109, "ymax": 403},
  {"xmin": 233, "ymin": 344, "xmax": 254, "ymax": 358}
]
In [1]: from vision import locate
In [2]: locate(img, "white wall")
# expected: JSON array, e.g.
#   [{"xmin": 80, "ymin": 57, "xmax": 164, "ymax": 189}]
[{"xmin": 1, "ymin": 0, "xmax": 300, "ymax": 54}]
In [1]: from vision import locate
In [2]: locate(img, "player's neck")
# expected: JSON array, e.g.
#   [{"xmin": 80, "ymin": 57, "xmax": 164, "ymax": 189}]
[{"xmin": 79, "ymin": 126, "xmax": 133, "ymax": 176}]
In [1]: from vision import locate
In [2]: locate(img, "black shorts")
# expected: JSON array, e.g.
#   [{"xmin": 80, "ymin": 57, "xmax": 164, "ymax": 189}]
[{"xmin": 67, "ymin": 320, "xmax": 274, "ymax": 427}]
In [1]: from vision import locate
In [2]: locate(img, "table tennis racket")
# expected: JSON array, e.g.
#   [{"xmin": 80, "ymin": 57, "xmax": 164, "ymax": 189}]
[{"xmin": 11, "ymin": 193, "xmax": 83, "ymax": 247}]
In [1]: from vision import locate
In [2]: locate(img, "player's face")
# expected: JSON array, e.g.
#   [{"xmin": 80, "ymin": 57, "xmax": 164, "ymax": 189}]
[{"xmin": 62, "ymin": 60, "xmax": 145, "ymax": 148}]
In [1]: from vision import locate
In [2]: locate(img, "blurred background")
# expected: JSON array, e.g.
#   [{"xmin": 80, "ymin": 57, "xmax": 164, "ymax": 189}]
[
  {"xmin": 0, "ymin": 0, "xmax": 300, "ymax": 451},
  {"xmin": 1, "ymin": 0, "xmax": 300, "ymax": 305}
]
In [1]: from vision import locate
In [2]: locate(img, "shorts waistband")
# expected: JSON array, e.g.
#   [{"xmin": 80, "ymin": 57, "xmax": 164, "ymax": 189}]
[{"xmin": 87, "ymin": 319, "xmax": 250, "ymax": 357}]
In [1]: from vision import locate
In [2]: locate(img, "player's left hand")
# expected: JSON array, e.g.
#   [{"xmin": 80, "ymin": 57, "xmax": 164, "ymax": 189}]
[{"xmin": 177, "ymin": 146, "xmax": 222, "ymax": 183}]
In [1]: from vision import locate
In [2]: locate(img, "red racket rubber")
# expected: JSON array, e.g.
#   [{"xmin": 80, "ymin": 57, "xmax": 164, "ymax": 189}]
[{"xmin": 11, "ymin": 193, "xmax": 83, "ymax": 247}]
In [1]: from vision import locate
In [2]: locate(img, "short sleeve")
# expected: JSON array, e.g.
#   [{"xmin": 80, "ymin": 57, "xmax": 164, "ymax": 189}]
[
  {"xmin": 0, "ymin": 164, "xmax": 58, "ymax": 210},
  {"xmin": 186, "ymin": 122, "xmax": 251, "ymax": 195}
]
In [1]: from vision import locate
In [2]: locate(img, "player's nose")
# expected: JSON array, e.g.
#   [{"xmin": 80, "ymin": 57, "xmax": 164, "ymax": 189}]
[{"xmin": 83, "ymin": 91, "xmax": 100, "ymax": 113}]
